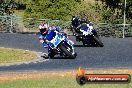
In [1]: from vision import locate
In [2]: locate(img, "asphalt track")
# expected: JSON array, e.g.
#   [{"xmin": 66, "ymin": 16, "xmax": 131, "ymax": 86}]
[{"xmin": 0, "ymin": 33, "xmax": 132, "ymax": 72}]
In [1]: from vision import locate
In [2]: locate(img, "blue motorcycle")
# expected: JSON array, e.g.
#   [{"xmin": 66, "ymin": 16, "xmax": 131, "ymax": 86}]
[{"xmin": 46, "ymin": 30, "xmax": 77, "ymax": 59}]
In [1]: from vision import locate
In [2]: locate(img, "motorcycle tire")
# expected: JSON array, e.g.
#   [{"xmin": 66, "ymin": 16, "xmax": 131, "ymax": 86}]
[
  {"xmin": 59, "ymin": 42, "xmax": 76, "ymax": 59},
  {"xmin": 82, "ymin": 41, "xmax": 87, "ymax": 46},
  {"xmin": 93, "ymin": 35, "xmax": 104, "ymax": 47},
  {"xmin": 48, "ymin": 53, "xmax": 54, "ymax": 59}
]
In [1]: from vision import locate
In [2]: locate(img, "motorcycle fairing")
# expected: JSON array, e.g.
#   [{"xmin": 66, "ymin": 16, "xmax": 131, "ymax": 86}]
[
  {"xmin": 46, "ymin": 30, "xmax": 56, "ymax": 41},
  {"xmin": 79, "ymin": 24, "xmax": 92, "ymax": 36},
  {"xmin": 47, "ymin": 31, "xmax": 65, "ymax": 49}
]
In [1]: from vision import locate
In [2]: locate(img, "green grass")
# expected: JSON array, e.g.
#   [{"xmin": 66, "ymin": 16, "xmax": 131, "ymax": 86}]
[
  {"xmin": 0, "ymin": 48, "xmax": 37, "ymax": 65},
  {"xmin": 14, "ymin": 10, "xmax": 25, "ymax": 17},
  {"xmin": 0, "ymin": 76, "xmax": 131, "ymax": 88}
]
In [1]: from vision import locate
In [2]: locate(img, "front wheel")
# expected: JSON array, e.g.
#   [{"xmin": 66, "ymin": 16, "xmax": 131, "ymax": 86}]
[
  {"xmin": 93, "ymin": 35, "xmax": 104, "ymax": 47},
  {"xmin": 59, "ymin": 42, "xmax": 76, "ymax": 59},
  {"xmin": 48, "ymin": 52, "xmax": 55, "ymax": 59}
]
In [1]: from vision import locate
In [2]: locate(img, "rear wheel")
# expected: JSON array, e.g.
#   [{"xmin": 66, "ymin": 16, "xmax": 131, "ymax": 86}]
[
  {"xmin": 59, "ymin": 42, "xmax": 76, "ymax": 59},
  {"xmin": 93, "ymin": 35, "xmax": 104, "ymax": 47}
]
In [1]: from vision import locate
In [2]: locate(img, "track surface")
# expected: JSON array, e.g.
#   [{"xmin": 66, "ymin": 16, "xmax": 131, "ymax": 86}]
[{"xmin": 0, "ymin": 33, "xmax": 132, "ymax": 71}]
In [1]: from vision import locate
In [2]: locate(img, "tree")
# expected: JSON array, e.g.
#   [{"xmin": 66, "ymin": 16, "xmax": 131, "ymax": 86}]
[
  {"xmin": 0, "ymin": 0, "xmax": 17, "ymax": 15},
  {"xmin": 101, "ymin": 0, "xmax": 121, "ymax": 9},
  {"xmin": 24, "ymin": 0, "xmax": 80, "ymax": 20},
  {"xmin": 96, "ymin": 0, "xmax": 132, "ymax": 24},
  {"xmin": 126, "ymin": 1, "xmax": 132, "ymax": 19},
  {"xmin": 100, "ymin": 0, "xmax": 132, "ymax": 19}
]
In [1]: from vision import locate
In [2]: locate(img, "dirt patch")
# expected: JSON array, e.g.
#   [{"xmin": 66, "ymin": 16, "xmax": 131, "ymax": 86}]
[
  {"xmin": 0, "ymin": 71, "xmax": 75, "ymax": 83},
  {"xmin": 0, "ymin": 69, "xmax": 132, "ymax": 82}
]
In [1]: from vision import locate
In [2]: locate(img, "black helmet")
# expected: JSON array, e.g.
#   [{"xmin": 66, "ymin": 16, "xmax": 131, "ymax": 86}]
[{"xmin": 71, "ymin": 16, "xmax": 79, "ymax": 27}]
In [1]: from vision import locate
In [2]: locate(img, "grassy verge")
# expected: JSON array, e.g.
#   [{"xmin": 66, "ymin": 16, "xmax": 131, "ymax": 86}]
[
  {"xmin": 0, "ymin": 70, "xmax": 131, "ymax": 88},
  {"xmin": 0, "ymin": 75, "xmax": 131, "ymax": 88},
  {"xmin": 0, "ymin": 47, "xmax": 37, "ymax": 65}
]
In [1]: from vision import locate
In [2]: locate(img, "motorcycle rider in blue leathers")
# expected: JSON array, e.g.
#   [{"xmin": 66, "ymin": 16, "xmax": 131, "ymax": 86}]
[{"xmin": 38, "ymin": 22, "xmax": 63, "ymax": 57}]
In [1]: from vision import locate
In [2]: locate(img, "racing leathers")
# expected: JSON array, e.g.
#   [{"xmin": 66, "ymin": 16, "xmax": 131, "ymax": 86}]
[{"xmin": 38, "ymin": 26, "xmax": 63, "ymax": 54}]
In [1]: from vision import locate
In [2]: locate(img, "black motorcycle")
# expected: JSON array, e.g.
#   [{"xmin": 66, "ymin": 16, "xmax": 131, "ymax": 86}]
[{"xmin": 71, "ymin": 23, "xmax": 104, "ymax": 47}]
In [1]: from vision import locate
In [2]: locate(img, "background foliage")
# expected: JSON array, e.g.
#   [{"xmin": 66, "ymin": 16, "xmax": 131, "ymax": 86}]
[
  {"xmin": 24, "ymin": 0, "xmax": 80, "ymax": 20},
  {"xmin": 0, "ymin": 0, "xmax": 132, "ymax": 23},
  {"xmin": 0, "ymin": 0, "xmax": 131, "ymax": 37}
]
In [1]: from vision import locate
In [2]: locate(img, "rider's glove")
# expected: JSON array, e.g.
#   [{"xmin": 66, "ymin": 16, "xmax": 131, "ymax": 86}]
[
  {"xmin": 73, "ymin": 33, "xmax": 78, "ymax": 36},
  {"xmin": 40, "ymin": 39, "xmax": 44, "ymax": 43},
  {"xmin": 42, "ymin": 42, "xmax": 48, "ymax": 48}
]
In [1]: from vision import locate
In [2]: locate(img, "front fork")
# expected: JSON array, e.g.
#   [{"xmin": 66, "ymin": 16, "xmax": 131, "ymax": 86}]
[{"xmin": 67, "ymin": 40, "xmax": 75, "ymax": 55}]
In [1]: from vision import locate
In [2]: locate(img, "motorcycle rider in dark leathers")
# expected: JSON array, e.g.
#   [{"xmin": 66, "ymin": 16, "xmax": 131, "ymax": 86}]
[{"xmin": 71, "ymin": 16, "xmax": 94, "ymax": 41}]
